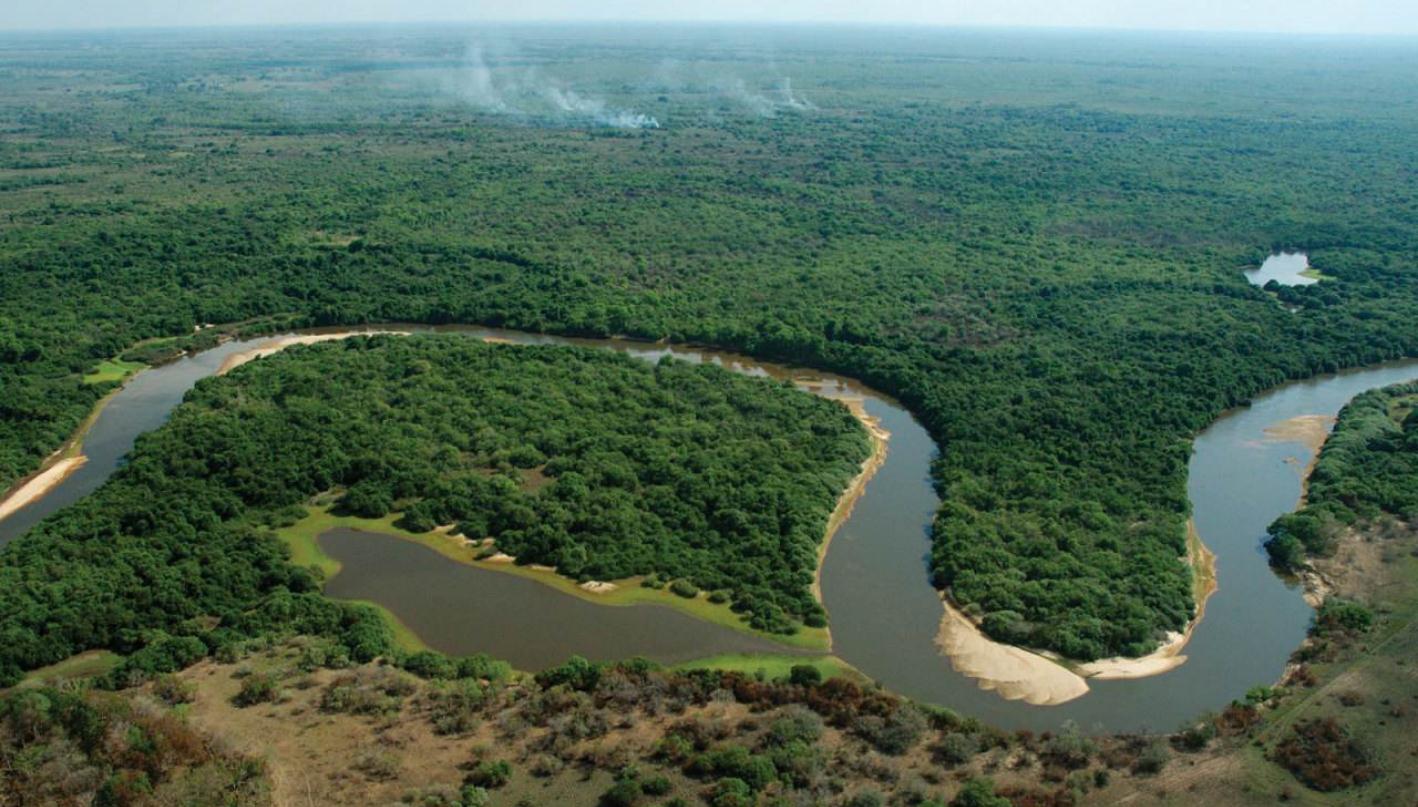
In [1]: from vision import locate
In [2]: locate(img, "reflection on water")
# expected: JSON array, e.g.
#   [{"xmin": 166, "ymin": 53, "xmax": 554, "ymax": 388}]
[{"xmin": 321, "ymin": 528, "xmax": 801, "ymax": 668}]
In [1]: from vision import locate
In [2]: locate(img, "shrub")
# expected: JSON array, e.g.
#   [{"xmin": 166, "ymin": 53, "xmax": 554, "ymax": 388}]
[
  {"xmin": 764, "ymin": 705, "xmax": 823, "ymax": 747},
  {"xmin": 788, "ymin": 665, "xmax": 822, "ymax": 687},
  {"xmin": 354, "ymin": 751, "xmax": 400, "ymax": 781},
  {"xmin": 707, "ymin": 778, "xmax": 753, "ymax": 807},
  {"xmin": 950, "ymin": 778, "xmax": 1009, "ymax": 807},
  {"xmin": 669, "ymin": 580, "xmax": 699, "ymax": 598},
  {"xmin": 1173, "ymin": 719, "xmax": 1216, "ymax": 752},
  {"xmin": 1270, "ymin": 718, "xmax": 1378, "ymax": 792},
  {"xmin": 695, "ymin": 746, "xmax": 777, "ymax": 791},
  {"xmin": 234, "ymin": 672, "xmax": 279, "ymax": 707},
  {"xmin": 459, "ymin": 785, "xmax": 490, "ymax": 807},
  {"xmin": 1041, "ymin": 728, "xmax": 1095, "ymax": 769},
  {"xmin": 641, "ymin": 775, "xmax": 672, "ymax": 796},
  {"xmin": 844, "ymin": 789, "xmax": 885, "ymax": 807},
  {"xmin": 536, "ymin": 656, "xmax": 602, "ymax": 691},
  {"xmin": 402, "ymin": 651, "xmax": 456, "ymax": 680},
  {"xmin": 1314, "ymin": 599, "xmax": 1374, "ymax": 637},
  {"xmin": 468, "ymin": 760, "xmax": 512, "ymax": 789},
  {"xmin": 934, "ymin": 732, "xmax": 978, "ymax": 766},
  {"xmin": 600, "ymin": 778, "xmax": 642, "ymax": 807},
  {"xmin": 106, "ymin": 634, "xmax": 209, "ymax": 687},
  {"xmin": 151, "ymin": 674, "xmax": 196, "ymax": 705},
  {"xmin": 455, "ymin": 654, "xmax": 511, "ymax": 682},
  {"xmin": 855, "ymin": 704, "xmax": 927, "ymax": 755},
  {"xmin": 429, "ymin": 679, "xmax": 485, "ymax": 735},
  {"xmin": 1132, "ymin": 742, "xmax": 1169, "ymax": 775},
  {"xmin": 342, "ymin": 482, "xmax": 393, "ymax": 518}
]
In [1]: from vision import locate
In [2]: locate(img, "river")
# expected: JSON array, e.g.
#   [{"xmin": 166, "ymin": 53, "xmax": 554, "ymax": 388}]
[{"xmin": 1, "ymin": 324, "xmax": 1414, "ymax": 732}]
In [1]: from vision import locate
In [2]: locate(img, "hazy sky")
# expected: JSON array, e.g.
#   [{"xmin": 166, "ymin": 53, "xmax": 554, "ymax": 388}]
[{"xmin": 1, "ymin": 0, "xmax": 1416, "ymax": 35}]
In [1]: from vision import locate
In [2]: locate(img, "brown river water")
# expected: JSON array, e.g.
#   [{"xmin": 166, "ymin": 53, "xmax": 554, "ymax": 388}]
[{"xmin": 3, "ymin": 324, "xmax": 1415, "ymax": 732}]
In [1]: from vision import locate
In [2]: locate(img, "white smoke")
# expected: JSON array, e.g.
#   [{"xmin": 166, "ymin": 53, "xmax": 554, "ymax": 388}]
[
  {"xmin": 442, "ymin": 45, "xmax": 813, "ymax": 127},
  {"xmin": 446, "ymin": 44, "xmax": 658, "ymax": 130},
  {"xmin": 777, "ymin": 78, "xmax": 816, "ymax": 112},
  {"xmin": 710, "ymin": 75, "xmax": 817, "ymax": 118},
  {"xmin": 543, "ymin": 87, "xmax": 659, "ymax": 130},
  {"xmin": 459, "ymin": 46, "xmax": 508, "ymax": 112}
]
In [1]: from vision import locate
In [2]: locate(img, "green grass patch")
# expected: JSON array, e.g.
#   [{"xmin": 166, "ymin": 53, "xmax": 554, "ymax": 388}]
[
  {"xmin": 273, "ymin": 504, "xmax": 831, "ymax": 652},
  {"xmin": 345, "ymin": 599, "xmax": 431, "ymax": 654},
  {"xmin": 16, "ymin": 650, "xmax": 121, "ymax": 687},
  {"xmin": 672, "ymin": 653, "xmax": 857, "ymax": 682},
  {"xmin": 81, "ymin": 358, "xmax": 145, "ymax": 385}
]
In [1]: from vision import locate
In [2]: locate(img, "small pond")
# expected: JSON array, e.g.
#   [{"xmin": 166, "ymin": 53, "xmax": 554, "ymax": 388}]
[{"xmin": 1245, "ymin": 252, "xmax": 1317, "ymax": 287}]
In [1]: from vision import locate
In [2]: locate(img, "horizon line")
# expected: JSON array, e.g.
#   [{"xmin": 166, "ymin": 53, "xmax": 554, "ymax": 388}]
[{"xmin": 2, "ymin": 18, "xmax": 1417, "ymax": 40}]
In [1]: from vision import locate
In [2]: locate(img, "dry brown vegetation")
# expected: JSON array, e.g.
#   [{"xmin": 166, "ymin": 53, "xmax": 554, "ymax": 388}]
[{"xmin": 59, "ymin": 637, "xmax": 1200, "ymax": 807}]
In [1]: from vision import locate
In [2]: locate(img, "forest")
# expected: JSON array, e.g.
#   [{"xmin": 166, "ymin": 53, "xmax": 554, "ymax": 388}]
[
  {"xmin": 1, "ymin": 26, "xmax": 1417, "ymax": 660},
  {"xmin": 1266, "ymin": 381, "xmax": 1418, "ymax": 570},
  {"xmin": 0, "ymin": 336, "xmax": 867, "ymax": 681}
]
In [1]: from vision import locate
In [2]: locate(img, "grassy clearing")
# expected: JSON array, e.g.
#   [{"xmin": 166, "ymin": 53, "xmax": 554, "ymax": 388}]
[
  {"xmin": 1188, "ymin": 519, "xmax": 1218, "ymax": 607},
  {"xmin": 345, "ymin": 598, "xmax": 432, "ymax": 654},
  {"xmin": 1298, "ymin": 267, "xmax": 1333, "ymax": 282},
  {"xmin": 672, "ymin": 653, "xmax": 857, "ymax": 682},
  {"xmin": 15, "ymin": 650, "xmax": 121, "ymax": 687},
  {"xmin": 273, "ymin": 504, "xmax": 831, "ymax": 652},
  {"xmin": 81, "ymin": 358, "xmax": 145, "ymax": 385}
]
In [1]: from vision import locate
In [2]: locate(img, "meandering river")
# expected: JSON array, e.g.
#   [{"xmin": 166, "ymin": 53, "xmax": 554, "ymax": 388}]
[{"xmin": 2, "ymin": 324, "xmax": 1415, "ymax": 732}]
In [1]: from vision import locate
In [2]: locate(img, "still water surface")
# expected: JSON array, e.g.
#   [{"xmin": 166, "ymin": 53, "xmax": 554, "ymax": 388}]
[
  {"xmin": 3, "ymin": 325, "xmax": 1414, "ymax": 732},
  {"xmin": 1245, "ymin": 252, "xmax": 1316, "ymax": 287}
]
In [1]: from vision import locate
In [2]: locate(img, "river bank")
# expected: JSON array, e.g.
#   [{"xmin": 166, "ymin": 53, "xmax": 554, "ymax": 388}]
[
  {"xmin": 0, "ymin": 457, "xmax": 88, "ymax": 523},
  {"xmin": 216, "ymin": 330, "xmax": 410, "ymax": 375},
  {"xmin": 812, "ymin": 397, "xmax": 890, "ymax": 607},
  {"xmin": 935, "ymin": 597, "xmax": 1091, "ymax": 706},
  {"xmin": 0, "ymin": 377, "xmax": 133, "ymax": 529},
  {"xmin": 934, "ymin": 517, "xmax": 1220, "ymax": 705},
  {"xmin": 221, "ymin": 327, "xmax": 882, "ymax": 652},
  {"xmin": 1075, "ymin": 520, "xmax": 1219, "ymax": 680}
]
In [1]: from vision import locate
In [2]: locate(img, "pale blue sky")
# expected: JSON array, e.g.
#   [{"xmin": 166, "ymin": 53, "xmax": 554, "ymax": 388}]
[{"xmin": 1, "ymin": 0, "xmax": 1416, "ymax": 35}]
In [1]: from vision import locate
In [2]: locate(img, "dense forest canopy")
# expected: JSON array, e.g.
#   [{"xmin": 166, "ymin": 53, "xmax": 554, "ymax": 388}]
[
  {"xmin": 1, "ymin": 26, "xmax": 1417, "ymax": 659},
  {"xmin": 1266, "ymin": 382, "xmax": 1418, "ymax": 570},
  {"xmin": 0, "ymin": 336, "xmax": 869, "ymax": 682}
]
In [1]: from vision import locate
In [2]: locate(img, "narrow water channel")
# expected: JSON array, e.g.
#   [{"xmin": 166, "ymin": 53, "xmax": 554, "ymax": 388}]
[{"xmin": 2, "ymin": 324, "xmax": 1414, "ymax": 732}]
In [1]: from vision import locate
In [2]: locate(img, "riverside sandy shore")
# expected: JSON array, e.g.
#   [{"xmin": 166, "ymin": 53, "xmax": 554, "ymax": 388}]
[
  {"xmin": 1074, "ymin": 520, "xmax": 1218, "ymax": 680},
  {"xmin": 1263, "ymin": 414, "xmax": 1336, "ymax": 503},
  {"xmin": 0, "ymin": 456, "xmax": 88, "ymax": 523},
  {"xmin": 1263, "ymin": 413, "xmax": 1335, "ymax": 455},
  {"xmin": 937, "ymin": 518, "xmax": 1220, "ymax": 701},
  {"xmin": 812, "ymin": 396, "xmax": 890, "ymax": 606},
  {"xmin": 935, "ymin": 598, "xmax": 1091, "ymax": 706},
  {"xmin": 216, "ymin": 330, "xmax": 411, "ymax": 376}
]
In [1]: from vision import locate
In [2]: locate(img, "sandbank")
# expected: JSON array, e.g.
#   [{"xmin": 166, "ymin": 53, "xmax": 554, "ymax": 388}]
[
  {"xmin": 0, "ymin": 456, "xmax": 88, "ymax": 523},
  {"xmin": 1263, "ymin": 413, "xmax": 1335, "ymax": 502},
  {"xmin": 1073, "ymin": 519, "xmax": 1218, "ymax": 680},
  {"xmin": 217, "ymin": 330, "xmax": 409, "ymax": 376},
  {"xmin": 939, "ymin": 519, "xmax": 1219, "ymax": 697},
  {"xmin": 811, "ymin": 395, "xmax": 890, "ymax": 605},
  {"xmin": 935, "ymin": 597, "xmax": 1091, "ymax": 706}
]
